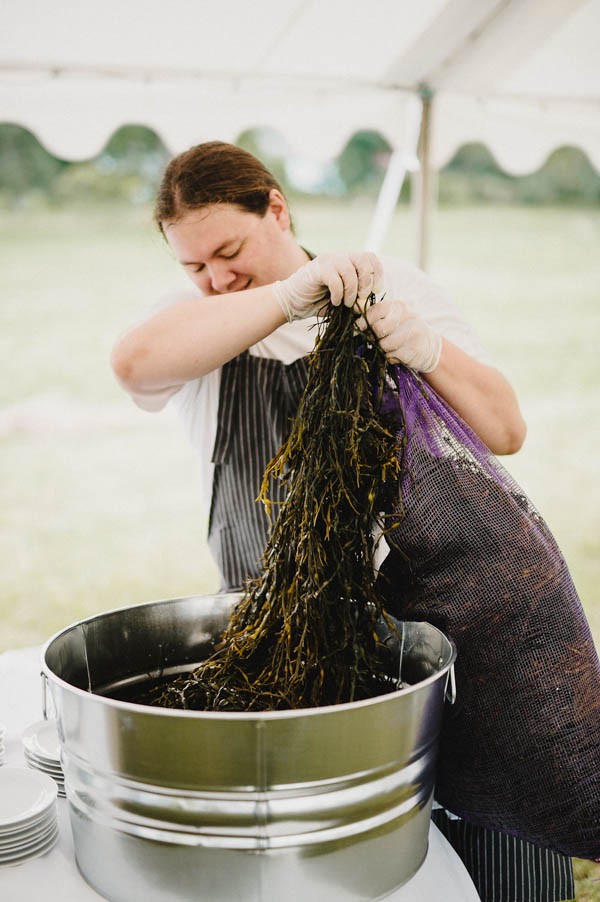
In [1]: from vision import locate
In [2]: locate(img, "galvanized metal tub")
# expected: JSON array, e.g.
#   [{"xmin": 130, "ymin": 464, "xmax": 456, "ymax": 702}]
[{"xmin": 42, "ymin": 593, "xmax": 456, "ymax": 902}]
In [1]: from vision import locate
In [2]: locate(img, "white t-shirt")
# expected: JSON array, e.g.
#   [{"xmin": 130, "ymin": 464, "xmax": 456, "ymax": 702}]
[{"xmin": 141, "ymin": 256, "xmax": 489, "ymax": 514}]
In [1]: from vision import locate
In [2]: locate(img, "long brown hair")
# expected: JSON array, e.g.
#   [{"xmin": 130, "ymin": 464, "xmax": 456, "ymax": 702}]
[{"xmin": 154, "ymin": 141, "xmax": 288, "ymax": 234}]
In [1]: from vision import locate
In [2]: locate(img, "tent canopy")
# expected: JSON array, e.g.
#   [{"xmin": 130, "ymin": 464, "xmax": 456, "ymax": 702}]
[{"xmin": 1, "ymin": 0, "xmax": 599, "ymax": 173}]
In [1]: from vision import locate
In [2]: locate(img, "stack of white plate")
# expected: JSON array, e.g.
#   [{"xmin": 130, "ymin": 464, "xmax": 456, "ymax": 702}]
[
  {"xmin": 0, "ymin": 767, "xmax": 58, "ymax": 866},
  {"xmin": 0, "ymin": 722, "xmax": 6, "ymax": 764},
  {"xmin": 21, "ymin": 720, "xmax": 65, "ymax": 797}
]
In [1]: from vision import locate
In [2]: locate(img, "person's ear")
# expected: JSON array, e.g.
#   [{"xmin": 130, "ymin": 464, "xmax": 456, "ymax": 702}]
[{"xmin": 268, "ymin": 189, "xmax": 291, "ymax": 231}]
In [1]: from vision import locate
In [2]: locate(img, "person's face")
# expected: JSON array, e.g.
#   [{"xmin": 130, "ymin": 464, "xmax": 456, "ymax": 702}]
[{"xmin": 163, "ymin": 192, "xmax": 298, "ymax": 295}]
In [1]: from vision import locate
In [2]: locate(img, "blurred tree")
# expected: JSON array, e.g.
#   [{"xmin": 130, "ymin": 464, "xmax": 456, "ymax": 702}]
[
  {"xmin": 336, "ymin": 130, "xmax": 394, "ymax": 196},
  {"xmin": 443, "ymin": 143, "xmax": 501, "ymax": 175},
  {"xmin": 236, "ymin": 127, "xmax": 292, "ymax": 195},
  {"xmin": 517, "ymin": 146, "xmax": 600, "ymax": 205},
  {"xmin": 102, "ymin": 125, "xmax": 168, "ymax": 162},
  {"xmin": 438, "ymin": 143, "xmax": 600, "ymax": 205},
  {"xmin": 54, "ymin": 125, "xmax": 170, "ymax": 204},
  {"xmin": 2, "ymin": 122, "xmax": 599, "ymax": 208},
  {"xmin": 0, "ymin": 124, "xmax": 67, "ymax": 205}
]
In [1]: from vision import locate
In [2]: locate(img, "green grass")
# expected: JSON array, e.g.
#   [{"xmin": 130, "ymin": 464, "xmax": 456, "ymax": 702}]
[
  {"xmin": 575, "ymin": 858, "xmax": 600, "ymax": 902},
  {"xmin": 0, "ymin": 205, "xmax": 219, "ymax": 648}
]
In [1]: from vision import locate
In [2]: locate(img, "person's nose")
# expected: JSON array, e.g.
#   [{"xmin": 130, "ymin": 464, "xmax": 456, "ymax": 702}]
[{"xmin": 207, "ymin": 262, "xmax": 236, "ymax": 294}]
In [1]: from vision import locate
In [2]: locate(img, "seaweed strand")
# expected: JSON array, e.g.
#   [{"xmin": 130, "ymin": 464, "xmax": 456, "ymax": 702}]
[{"xmin": 154, "ymin": 300, "xmax": 405, "ymax": 711}]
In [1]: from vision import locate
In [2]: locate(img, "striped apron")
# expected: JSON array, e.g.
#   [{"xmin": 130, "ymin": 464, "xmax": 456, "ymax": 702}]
[
  {"xmin": 432, "ymin": 810, "xmax": 575, "ymax": 902},
  {"xmin": 206, "ymin": 348, "xmax": 576, "ymax": 902},
  {"xmin": 208, "ymin": 350, "xmax": 309, "ymax": 591}
]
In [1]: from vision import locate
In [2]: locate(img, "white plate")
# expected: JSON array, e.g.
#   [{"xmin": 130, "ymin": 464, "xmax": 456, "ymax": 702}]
[
  {"xmin": 0, "ymin": 811, "xmax": 55, "ymax": 836},
  {"xmin": 0, "ymin": 824, "xmax": 58, "ymax": 865},
  {"xmin": 0, "ymin": 768, "xmax": 58, "ymax": 828},
  {"xmin": 0, "ymin": 808, "xmax": 56, "ymax": 844},
  {"xmin": 26, "ymin": 769, "xmax": 64, "ymax": 787},
  {"xmin": 28, "ymin": 764, "xmax": 64, "ymax": 780},
  {"xmin": 0, "ymin": 817, "xmax": 57, "ymax": 854},
  {"xmin": 23, "ymin": 749, "xmax": 61, "ymax": 768},
  {"xmin": 45, "ymin": 781, "xmax": 64, "ymax": 795},
  {"xmin": 24, "ymin": 753, "xmax": 63, "ymax": 776},
  {"xmin": 25, "ymin": 766, "xmax": 63, "ymax": 781},
  {"xmin": 21, "ymin": 720, "xmax": 61, "ymax": 764}
]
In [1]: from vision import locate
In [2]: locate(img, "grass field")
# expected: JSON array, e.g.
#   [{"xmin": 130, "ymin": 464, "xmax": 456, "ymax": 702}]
[{"xmin": 1, "ymin": 200, "xmax": 599, "ymax": 898}]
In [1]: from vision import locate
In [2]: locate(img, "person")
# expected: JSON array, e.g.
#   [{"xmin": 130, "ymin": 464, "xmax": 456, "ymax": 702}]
[{"xmin": 111, "ymin": 141, "xmax": 574, "ymax": 902}]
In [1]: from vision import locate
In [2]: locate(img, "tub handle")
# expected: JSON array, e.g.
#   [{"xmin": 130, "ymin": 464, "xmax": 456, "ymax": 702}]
[
  {"xmin": 445, "ymin": 664, "xmax": 457, "ymax": 705},
  {"xmin": 41, "ymin": 671, "xmax": 54, "ymax": 720}
]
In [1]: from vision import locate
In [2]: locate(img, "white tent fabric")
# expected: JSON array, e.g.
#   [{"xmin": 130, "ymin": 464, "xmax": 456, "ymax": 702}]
[{"xmin": 1, "ymin": 0, "xmax": 599, "ymax": 171}]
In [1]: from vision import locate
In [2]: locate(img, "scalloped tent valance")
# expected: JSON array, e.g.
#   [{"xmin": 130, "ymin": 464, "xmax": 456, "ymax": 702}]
[{"xmin": 1, "ymin": 0, "xmax": 599, "ymax": 171}]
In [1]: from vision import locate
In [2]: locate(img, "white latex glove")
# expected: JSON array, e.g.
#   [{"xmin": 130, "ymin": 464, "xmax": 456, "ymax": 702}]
[
  {"xmin": 272, "ymin": 252, "xmax": 384, "ymax": 322},
  {"xmin": 355, "ymin": 298, "xmax": 442, "ymax": 373}
]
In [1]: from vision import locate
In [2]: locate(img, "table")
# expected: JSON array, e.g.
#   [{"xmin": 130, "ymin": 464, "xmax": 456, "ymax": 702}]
[{"xmin": 0, "ymin": 646, "xmax": 481, "ymax": 901}]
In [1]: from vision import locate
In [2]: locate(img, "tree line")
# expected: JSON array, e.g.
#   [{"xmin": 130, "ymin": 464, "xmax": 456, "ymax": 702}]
[{"xmin": 1, "ymin": 123, "xmax": 599, "ymax": 208}]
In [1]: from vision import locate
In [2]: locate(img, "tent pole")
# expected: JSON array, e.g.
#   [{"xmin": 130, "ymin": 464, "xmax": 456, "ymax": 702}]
[{"xmin": 416, "ymin": 86, "xmax": 434, "ymax": 272}]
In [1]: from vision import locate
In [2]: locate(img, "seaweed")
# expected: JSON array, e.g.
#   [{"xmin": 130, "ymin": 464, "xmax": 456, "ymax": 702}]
[{"xmin": 153, "ymin": 299, "xmax": 406, "ymax": 711}]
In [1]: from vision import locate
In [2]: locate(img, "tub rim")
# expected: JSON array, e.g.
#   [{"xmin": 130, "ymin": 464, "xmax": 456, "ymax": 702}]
[{"xmin": 41, "ymin": 593, "xmax": 457, "ymax": 722}]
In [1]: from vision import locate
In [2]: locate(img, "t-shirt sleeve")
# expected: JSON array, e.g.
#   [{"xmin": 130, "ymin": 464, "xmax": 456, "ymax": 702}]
[
  {"xmin": 380, "ymin": 256, "xmax": 491, "ymax": 364},
  {"xmin": 122, "ymin": 289, "xmax": 205, "ymax": 412}
]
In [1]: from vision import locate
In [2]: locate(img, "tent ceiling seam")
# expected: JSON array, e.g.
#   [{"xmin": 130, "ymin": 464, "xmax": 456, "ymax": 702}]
[
  {"xmin": 0, "ymin": 62, "xmax": 419, "ymax": 97},
  {"xmin": 1, "ymin": 65, "xmax": 598, "ymax": 111},
  {"xmin": 425, "ymin": 0, "xmax": 513, "ymax": 87}
]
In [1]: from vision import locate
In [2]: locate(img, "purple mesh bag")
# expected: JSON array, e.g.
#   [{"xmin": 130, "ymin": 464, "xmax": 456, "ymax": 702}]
[{"xmin": 376, "ymin": 365, "xmax": 600, "ymax": 861}]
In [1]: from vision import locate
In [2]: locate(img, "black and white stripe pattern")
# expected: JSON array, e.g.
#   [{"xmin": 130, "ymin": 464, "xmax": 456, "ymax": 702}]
[
  {"xmin": 208, "ymin": 351, "xmax": 309, "ymax": 590},
  {"xmin": 432, "ymin": 808, "xmax": 575, "ymax": 902}
]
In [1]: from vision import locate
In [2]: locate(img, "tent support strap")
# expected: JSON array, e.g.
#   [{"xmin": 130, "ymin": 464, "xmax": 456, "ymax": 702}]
[
  {"xmin": 365, "ymin": 87, "xmax": 435, "ymax": 270},
  {"xmin": 365, "ymin": 95, "xmax": 422, "ymax": 255}
]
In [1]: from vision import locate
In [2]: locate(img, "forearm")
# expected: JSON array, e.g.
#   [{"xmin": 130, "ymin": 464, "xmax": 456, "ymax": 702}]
[
  {"xmin": 111, "ymin": 284, "xmax": 286, "ymax": 394},
  {"xmin": 424, "ymin": 339, "xmax": 527, "ymax": 455},
  {"xmin": 112, "ymin": 251, "xmax": 383, "ymax": 400}
]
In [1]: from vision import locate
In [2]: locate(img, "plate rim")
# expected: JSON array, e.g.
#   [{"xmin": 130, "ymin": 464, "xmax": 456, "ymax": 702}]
[
  {"xmin": 0, "ymin": 818, "xmax": 58, "ymax": 854},
  {"xmin": 0, "ymin": 767, "xmax": 58, "ymax": 827},
  {"xmin": 0, "ymin": 824, "xmax": 59, "ymax": 864},
  {"xmin": 21, "ymin": 719, "xmax": 60, "ymax": 760}
]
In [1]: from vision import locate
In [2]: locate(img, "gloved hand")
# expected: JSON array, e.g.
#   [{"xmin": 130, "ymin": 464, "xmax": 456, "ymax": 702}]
[
  {"xmin": 355, "ymin": 299, "xmax": 442, "ymax": 373},
  {"xmin": 272, "ymin": 252, "xmax": 384, "ymax": 322}
]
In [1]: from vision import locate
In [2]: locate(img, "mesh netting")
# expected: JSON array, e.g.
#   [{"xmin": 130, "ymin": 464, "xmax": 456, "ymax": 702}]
[{"xmin": 376, "ymin": 365, "xmax": 600, "ymax": 861}]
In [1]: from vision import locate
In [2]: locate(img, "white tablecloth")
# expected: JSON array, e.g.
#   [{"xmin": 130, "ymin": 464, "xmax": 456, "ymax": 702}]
[{"xmin": 0, "ymin": 646, "xmax": 480, "ymax": 901}]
